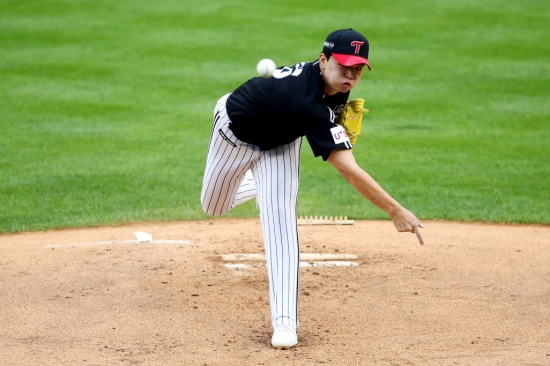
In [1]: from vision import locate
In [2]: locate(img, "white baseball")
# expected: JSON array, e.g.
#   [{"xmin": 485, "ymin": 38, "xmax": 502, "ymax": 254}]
[{"xmin": 256, "ymin": 58, "xmax": 276, "ymax": 78}]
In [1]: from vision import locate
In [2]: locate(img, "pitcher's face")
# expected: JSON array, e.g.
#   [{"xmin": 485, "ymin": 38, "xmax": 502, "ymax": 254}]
[{"xmin": 319, "ymin": 53, "xmax": 365, "ymax": 95}]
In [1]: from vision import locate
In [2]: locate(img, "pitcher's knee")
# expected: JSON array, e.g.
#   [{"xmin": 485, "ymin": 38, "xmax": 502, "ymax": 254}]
[
  {"xmin": 201, "ymin": 201, "xmax": 224, "ymax": 216},
  {"xmin": 201, "ymin": 203, "xmax": 215, "ymax": 216}
]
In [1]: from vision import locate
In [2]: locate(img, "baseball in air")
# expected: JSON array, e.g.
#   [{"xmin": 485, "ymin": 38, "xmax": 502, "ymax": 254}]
[{"xmin": 256, "ymin": 58, "xmax": 276, "ymax": 78}]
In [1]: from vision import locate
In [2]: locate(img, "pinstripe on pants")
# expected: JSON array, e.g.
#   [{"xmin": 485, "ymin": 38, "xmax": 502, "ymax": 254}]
[{"xmin": 201, "ymin": 94, "xmax": 301, "ymax": 332}]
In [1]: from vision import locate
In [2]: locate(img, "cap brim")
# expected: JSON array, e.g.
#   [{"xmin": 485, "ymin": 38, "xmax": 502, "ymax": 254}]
[{"xmin": 332, "ymin": 53, "xmax": 371, "ymax": 70}]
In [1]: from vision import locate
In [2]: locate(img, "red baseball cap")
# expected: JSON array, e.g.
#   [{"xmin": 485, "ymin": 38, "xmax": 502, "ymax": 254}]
[{"xmin": 322, "ymin": 28, "xmax": 371, "ymax": 70}]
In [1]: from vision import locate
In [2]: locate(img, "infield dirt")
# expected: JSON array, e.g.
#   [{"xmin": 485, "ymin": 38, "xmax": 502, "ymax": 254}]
[{"xmin": 1, "ymin": 219, "xmax": 548, "ymax": 365}]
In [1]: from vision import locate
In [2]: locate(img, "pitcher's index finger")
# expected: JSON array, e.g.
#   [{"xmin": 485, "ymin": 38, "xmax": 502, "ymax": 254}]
[{"xmin": 414, "ymin": 226, "xmax": 424, "ymax": 245}]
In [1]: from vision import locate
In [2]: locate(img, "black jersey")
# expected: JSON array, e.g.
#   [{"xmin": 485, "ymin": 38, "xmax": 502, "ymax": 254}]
[{"xmin": 226, "ymin": 60, "xmax": 352, "ymax": 160}]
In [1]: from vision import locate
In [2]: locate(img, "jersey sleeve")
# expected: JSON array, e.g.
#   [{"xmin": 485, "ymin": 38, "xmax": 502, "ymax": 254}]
[{"xmin": 302, "ymin": 104, "xmax": 353, "ymax": 161}]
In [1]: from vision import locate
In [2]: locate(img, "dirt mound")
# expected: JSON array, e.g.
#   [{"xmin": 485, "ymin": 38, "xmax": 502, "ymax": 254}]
[{"xmin": 1, "ymin": 219, "xmax": 548, "ymax": 365}]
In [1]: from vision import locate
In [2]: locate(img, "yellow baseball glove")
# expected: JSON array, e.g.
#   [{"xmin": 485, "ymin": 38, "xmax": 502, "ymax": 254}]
[{"xmin": 337, "ymin": 98, "xmax": 369, "ymax": 146}]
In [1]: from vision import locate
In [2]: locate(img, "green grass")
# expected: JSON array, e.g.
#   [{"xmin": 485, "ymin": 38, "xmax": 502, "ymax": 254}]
[{"xmin": 1, "ymin": 0, "xmax": 548, "ymax": 233}]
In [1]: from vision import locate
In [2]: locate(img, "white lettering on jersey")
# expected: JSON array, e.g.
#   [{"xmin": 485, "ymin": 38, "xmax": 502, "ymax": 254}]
[
  {"xmin": 330, "ymin": 125, "xmax": 350, "ymax": 144},
  {"xmin": 273, "ymin": 62, "xmax": 305, "ymax": 79},
  {"xmin": 327, "ymin": 107, "xmax": 335, "ymax": 123},
  {"xmin": 333, "ymin": 104, "xmax": 345, "ymax": 116}
]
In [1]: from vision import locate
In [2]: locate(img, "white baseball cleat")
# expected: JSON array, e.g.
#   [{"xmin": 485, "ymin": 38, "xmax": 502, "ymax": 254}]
[{"xmin": 271, "ymin": 324, "xmax": 298, "ymax": 349}]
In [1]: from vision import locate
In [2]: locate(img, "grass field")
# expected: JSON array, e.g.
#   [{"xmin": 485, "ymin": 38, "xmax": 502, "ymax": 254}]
[{"xmin": 1, "ymin": 0, "xmax": 548, "ymax": 233}]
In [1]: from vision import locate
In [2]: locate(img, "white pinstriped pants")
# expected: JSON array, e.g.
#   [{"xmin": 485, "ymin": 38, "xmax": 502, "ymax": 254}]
[{"xmin": 201, "ymin": 94, "xmax": 301, "ymax": 332}]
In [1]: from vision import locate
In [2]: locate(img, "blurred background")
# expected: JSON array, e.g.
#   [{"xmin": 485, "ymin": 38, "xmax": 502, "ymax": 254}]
[{"xmin": 1, "ymin": 0, "xmax": 548, "ymax": 233}]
